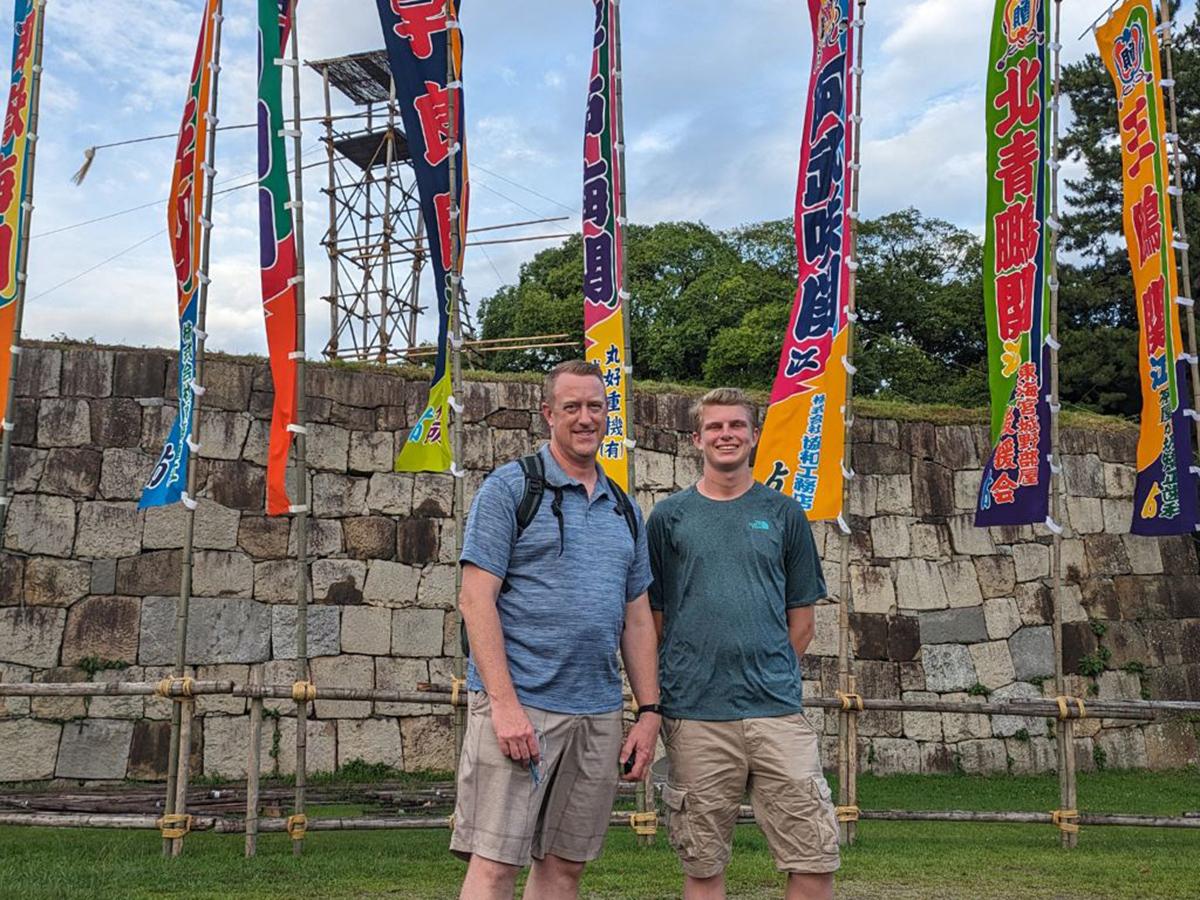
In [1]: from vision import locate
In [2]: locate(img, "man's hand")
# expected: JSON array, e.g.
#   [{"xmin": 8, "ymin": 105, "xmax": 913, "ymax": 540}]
[
  {"xmin": 489, "ymin": 696, "xmax": 540, "ymax": 763},
  {"xmin": 619, "ymin": 713, "xmax": 660, "ymax": 781}
]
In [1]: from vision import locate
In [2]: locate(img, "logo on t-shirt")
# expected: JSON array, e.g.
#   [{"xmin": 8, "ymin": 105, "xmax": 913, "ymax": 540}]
[{"xmin": 748, "ymin": 519, "xmax": 770, "ymax": 531}]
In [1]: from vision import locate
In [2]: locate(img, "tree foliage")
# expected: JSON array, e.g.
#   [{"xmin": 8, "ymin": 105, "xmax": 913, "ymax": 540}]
[{"xmin": 477, "ymin": 12, "xmax": 1200, "ymax": 416}]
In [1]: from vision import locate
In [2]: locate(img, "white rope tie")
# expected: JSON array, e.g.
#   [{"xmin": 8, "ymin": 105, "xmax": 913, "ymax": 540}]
[
  {"xmin": 841, "ymin": 356, "xmax": 857, "ymax": 375},
  {"xmin": 286, "ymin": 423, "xmax": 307, "ymax": 435},
  {"xmin": 1047, "ymin": 454, "xmax": 1063, "ymax": 475},
  {"xmin": 278, "ymin": 129, "xmax": 301, "ymax": 139},
  {"xmin": 287, "ymin": 275, "xmax": 304, "ymax": 286},
  {"xmin": 194, "ymin": 329, "xmax": 208, "ymax": 342},
  {"xmin": 1185, "ymin": 409, "xmax": 1200, "ymax": 421},
  {"xmin": 288, "ymin": 351, "xmax": 305, "ymax": 360},
  {"xmin": 847, "ymin": 310, "xmax": 859, "ymax": 323},
  {"xmin": 1177, "ymin": 296, "xmax": 1195, "ymax": 308},
  {"xmin": 186, "ymin": 438, "xmax": 201, "ymax": 453},
  {"xmin": 181, "ymin": 492, "xmax": 199, "ymax": 511},
  {"xmin": 623, "ymin": 438, "xmax": 636, "ymax": 449},
  {"xmin": 0, "ymin": 496, "xmax": 9, "ymax": 506},
  {"xmin": 1174, "ymin": 239, "xmax": 1190, "ymax": 251},
  {"xmin": 618, "ymin": 290, "xmax": 631, "ymax": 301},
  {"xmin": 197, "ymin": 272, "xmax": 211, "ymax": 286},
  {"xmin": 836, "ymin": 514, "xmax": 851, "ymax": 535},
  {"xmin": 1178, "ymin": 353, "xmax": 1199, "ymax": 365},
  {"xmin": 449, "ymin": 463, "xmax": 466, "ymax": 479},
  {"xmin": 448, "ymin": 395, "xmax": 464, "ymax": 413},
  {"xmin": 841, "ymin": 462, "xmax": 856, "ymax": 480},
  {"xmin": 1160, "ymin": 78, "xmax": 1176, "ymax": 88},
  {"xmin": 189, "ymin": 381, "xmax": 206, "ymax": 397},
  {"xmin": 285, "ymin": 200, "xmax": 303, "ymax": 210},
  {"xmin": 0, "ymin": 420, "xmax": 12, "ymax": 432},
  {"xmin": 846, "ymin": 258, "xmax": 859, "ymax": 272},
  {"xmin": 1168, "ymin": 185, "xmax": 1183, "ymax": 197},
  {"xmin": 289, "ymin": 504, "xmax": 309, "ymax": 514},
  {"xmin": 9, "ymin": 345, "xmax": 20, "ymax": 355},
  {"xmin": 446, "ymin": 79, "xmax": 462, "ymax": 90},
  {"xmin": 1045, "ymin": 335, "xmax": 1062, "ymax": 350},
  {"xmin": 1044, "ymin": 516, "xmax": 1063, "ymax": 536}
]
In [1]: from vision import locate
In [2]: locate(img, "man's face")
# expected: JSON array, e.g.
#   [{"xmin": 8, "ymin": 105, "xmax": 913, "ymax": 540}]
[
  {"xmin": 692, "ymin": 404, "xmax": 759, "ymax": 473},
  {"xmin": 542, "ymin": 373, "xmax": 606, "ymax": 464}
]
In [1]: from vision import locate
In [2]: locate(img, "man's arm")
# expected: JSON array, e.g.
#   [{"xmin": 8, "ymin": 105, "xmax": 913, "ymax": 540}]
[
  {"xmin": 619, "ymin": 593, "xmax": 660, "ymax": 781},
  {"xmin": 787, "ymin": 604, "xmax": 816, "ymax": 660},
  {"xmin": 459, "ymin": 563, "xmax": 540, "ymax": 763}
]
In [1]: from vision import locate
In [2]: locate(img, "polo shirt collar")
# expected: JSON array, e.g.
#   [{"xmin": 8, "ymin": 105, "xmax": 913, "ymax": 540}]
[{"xmin": 538, "ymin": 443, "xmax": 612, "ymax": 499}]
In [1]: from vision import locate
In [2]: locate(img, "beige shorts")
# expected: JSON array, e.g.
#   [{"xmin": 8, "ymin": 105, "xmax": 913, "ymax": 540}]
[
  {"xmin": 449, "ymin": 691, "xmax": 623, "ymax": 867},
  {"xmin": 662, "ymin": 712, "xmax": 840, "ymax": 878}
]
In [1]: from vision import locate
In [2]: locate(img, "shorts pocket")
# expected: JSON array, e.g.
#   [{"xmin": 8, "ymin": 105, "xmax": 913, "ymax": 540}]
[
  {"xmin": 809, "ymin": 776, "xmax": 840, "ymax": 856},
  {"xmin": 661, "ymin": 783, "xmax": 695, "ymax": 857}
]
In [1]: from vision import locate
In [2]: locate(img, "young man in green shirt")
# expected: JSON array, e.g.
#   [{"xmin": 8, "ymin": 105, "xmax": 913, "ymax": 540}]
[{"xmin": 648, "ymin": 388, "xmax": 838, "ymax": 900}]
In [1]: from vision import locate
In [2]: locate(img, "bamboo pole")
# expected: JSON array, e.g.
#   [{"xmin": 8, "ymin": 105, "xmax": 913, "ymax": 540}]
[
  {"xmin": 4, "ymin": 679, "xmax": 1191, "ymax": 718},
  {"xmin": 1159, "ymin": 3, "xmax": 1200, "ymax": 490},
  {"xmin": 245, "ymin": 666, "xmax": 263, "ymax": 858},
  {"xmin": 834, "ymin": 0, "xmax": 868, "ymax": 848},
  {"xmin": 162, "ymin": 0, "xmax": 223, "ymax": 859},
  {"xmin": 285, "ymin": 0, "xmax": 312, "ymax": 858},
  {"xmin": 3, "ymin": 808, "xmax": 1198, "ymax": 832},
  {"xmin": 171, "ymin": 700, "xmax": 193, "ymax": 856},
  {"xmin": 1046, "ymin": 0, "xmax": 1077, "ymax": 851},
  {"xmin": 405, "ymin": 215, "xmax": 425, "ymax": 358},
  {"xmin": 322, "ymin": 66, "xmax": 340, "ymax": 359},
  {"xmin": 445, "ymin": 0, "xmax": 468, "ymax": 761},
  {"xmin": 377, "ymin": 74, "xmax": 397, "ymax": 362},
  {"xmin": 609, "ymin": 0, "xmax": 652, "ymax": 848},
  {"xmin": 0, "ymin": 0, "xmax": 47, "ymax": 547}
]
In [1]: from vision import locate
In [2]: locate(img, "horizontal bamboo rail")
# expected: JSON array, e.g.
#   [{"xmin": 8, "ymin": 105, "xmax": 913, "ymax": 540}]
[
  {"xmin": 2, "ymin": 808, "xmax": 1198, "ymax": 832},
  {"xmin": 2, "ymin": 680, "xmax": 1197, "ymax": 721}
]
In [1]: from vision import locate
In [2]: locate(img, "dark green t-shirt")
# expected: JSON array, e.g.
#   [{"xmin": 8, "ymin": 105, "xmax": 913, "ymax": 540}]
[{"xmin": 647, "ymin": 482, "xmax": 827, "ymax": 721}]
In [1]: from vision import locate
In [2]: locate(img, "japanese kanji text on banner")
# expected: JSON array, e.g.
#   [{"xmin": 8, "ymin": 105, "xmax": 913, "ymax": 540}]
[
  {"xmin": 975, "ymin": 0, "xmax": 1053, "ymax": 527},
  {"xmin": 376, "ymin": 0, "xmax": 469, "ymax": 474},
  {"xmin": 1097, "ymin": 1, "xmax": 1197, "ymax": 535},
  {"xmin": 140, "ymin": 0, "xmax": 220, "ymax": 509},
  {"xmin": 258, "ymin": 0, "xmax": 300, "ymax": 516},
  {"xmin": 583, "ymin": 0, "xmax": 629, "ymax": 489},
  {"xmin": 753, "ymin": 0, "xmax": 857, "ymax": 520},
  {"xmin": 0, "ymin": 0, "xmax": 44, "ymax": 436}
]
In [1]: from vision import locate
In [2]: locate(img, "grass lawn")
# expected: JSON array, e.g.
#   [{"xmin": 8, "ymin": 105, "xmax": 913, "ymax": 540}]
[{"xmin": 1, "ymin": 770, "xmax": 1196, "ymax": 899}]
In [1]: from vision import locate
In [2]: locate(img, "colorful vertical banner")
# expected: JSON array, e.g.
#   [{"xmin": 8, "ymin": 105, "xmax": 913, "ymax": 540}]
[
  {"xmin": 0, "ymin": 0, "xmax": 44, "ymax": 434},
  {"xmin": 1097, "ymin": 1, "xmax": 1197, "ymax": 535},
  {"xmin": 376, "ymin": 0, "xmax": 468, "ymax": 473},
  {"xmin": 258, "ymin": 0, "xmax": 299, "ymax": 516},
  {"xmin": 140, "ymin": 0, "xmax": 220, "ymax": 509},
  {"xmin": 753, "ymin": 0, "xmax": 856, "ymax": 520},
  {"xmin": 583, "ymin": 0, "xmax": 629, "ymax": 490},
  {"xmin": 975, "ymin": 0, "xmax": 1053, "ymax": 527}
]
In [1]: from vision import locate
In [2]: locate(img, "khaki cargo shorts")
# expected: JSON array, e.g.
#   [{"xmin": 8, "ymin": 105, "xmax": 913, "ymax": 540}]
[
  {"xmin": 449, "ymin": 691, "xmax": 623, "ymax": 867},
  {"xmin": 662, "ymin": 712, "xmax": 840, "ymax": 878}
]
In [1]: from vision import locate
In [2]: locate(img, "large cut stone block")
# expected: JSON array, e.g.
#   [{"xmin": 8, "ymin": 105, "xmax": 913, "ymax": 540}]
[
  {"xmin": 307, "ymin": 423, "xmax": 350, "ymax": 471},
  {"xmin": 343, "ymin": 516, "xmax": 396, "ymax": 560},
  {"xmin": 941, "ymin": 691, "xmax": 992, "ymax": 741},
  {"xmin": 850, "ymin": 566, "xmax": 895, "ymax": 615},
  {"xmin": 113, "ymin": 350, "xmax": 168, "ymax": 398},
  {"xmin": 273, "ymin": 718, "xmax": 338, "ymax": 775},
  {"xmin": 367, "ymin": 472, "xmax": 414, "ymax": 514},
  {"xmin": 5, "ymin": 494, "xmax": 75, "ymax": 557},
  {"xmin": 1012, "ymin": 543, "xmax": 1049, "ymax": 582},
  {"xmin": 342, "ymin": 605, "xmax": 392, "ymax": 656},
  {"xmin": 40, "ymin": 448, "xmax": 101, "ymax": 498},
  {"xmin": 196, "ymin": 411, "xmax": 251, "ymax": 461},
  {"xmin": 921, "ymin": 644, "xmax": 976, "ymax": 693},
  {"xmin": 75, "ymin": 502, "xmax": 143, "ymax": 558},
  {"xmin": 397, "ymin": 518, "xmax": 439, "ymax": 565},
  {"xmin": 901, "ymin": 691, "xmax": 942, "ymax": 742},
  {"xmin": 38, "ymin": 398, "xmax": 91, "ymax": 447},
  {"xmin": 948, "ymin": 515, "xmax": 996, "ymax": 556},
  {"xmin": 412, "ymin": 474, "xmax": 455, "ymax": 517},
  {"xmin": 61, "ymin": 349, "xmax": 113, "ymax": 398},
  {"xmin": 62, "ymin": 596, "xmax": 141, "ymax": 665},
  {"xmin": 98, "ymin": 448, "xmax": 155, "ymax": 500},
  {"xmin": 202, "ymin": 715, "xmax": 275, "ymax": 778},
  {"xmin": 203, "ymin": 460, "xmax": 266, "ymax": 511},
  {"xmin": 940, "ymin": 560, "xmax": 983, "ymax": 608},
  {"xmin": 193, "ymin": 550, "xmax": 254, "ymax": 598},
  {"xmin": 968, "ymin": 640, "xmax": 1016, "ymax": 690},
  {"xmin": 375, "ymin": 657, "xmax": 432, "ymax": 716},
  {"xmin": 338, "ymin": 718, "xmax": 403, "ymax": 769},
  {"xmin": 990, "ymin": 681, "xmax": 1043, "ymax": 737},
  {"xmin": 16, "ymin": 346, "xmax": 61, "ymax": 397},
  {"xmin": 869, "ymin": 516, "xmax": 910, "ymax": 558},
  {"xmin": 0, "ymin": 719, "xmax": 61, "ymax": 781},
  {"xmin": 349, "ymin": 431, "xmax": 395, "ymax": 474},
  {"xmin": 983, "ymin": 597, "xmax": 1021, "ymax": 640},
  {"xmin": 126, "ymin": 717, "xmax": 202, "ymax": 780},
  {"xmin": 115, "ymin": 550, "xmax": 181, "ymax": 596},
  {"xmin": 271, "ymin": 604, "xmax": 340, "ymax": 658},
  {"xmin": 919, "ymin": 607, "xmax": 987, "ymax": 645},
  {"xmin": 91, "ymin": 398, "xmax": 143, "ymax": 449},
  {"xmin": 312, "ymin": 473, "xmax": 369, "ymax": 518},
  {"xmin": 0, "ymin": 607, "xmax": 65, "ymax": 666},
  {"xmin": 393, "ymin": 607, "xmax": 446, "ymax": 657},
  {"xmin": 239, "ymin": 516, "xmax": 290, "ymax": 559},
  {"xmin": 894, "ymin": 559, "xmax": 948, "ymax": 611},
  {"xmin": 24, "ymin": 557, "xmax": 90, "ymax": 607},
  {"xmin": 401, "ymin": 714, "xmax": 456, "ymax": 771},
  {"xmin": 56, "ymin": 719, "xmax": 134, "ymax": 779},
  {"xmin": 956, "ymin": 738, "xmax": 1007, "ymax": 774},
  {"xmin": 1008, "ymin": 626, "xmax": 1054, "ymax": 681},
  {"xmin": 311, "ymin": 654, "xmax": 374, "ymax": 718},
  {"xmin": 313, "ymin": 559, "xmax": 366, "ymax": 605},
  {"xmin": 142, "ymin": 499, "xmax": 240, "ymax": 551},
  {"xmin": 202, "ymin": 359, "xmax": 254, "ymax": 411},
  {"xmin": 363, "ymin": 560, "xmax": 420, "ymax": 607},
  {"xmin": 417, "ymin": 565, "xmax": 455, "ymax": 610},
  {"xmin": 139, "ymin": 596, "xmax": 271, "ymax": 665},
  {"xmin": 863, "ymin": 737, "xmax": 920, "ymax": 775}
]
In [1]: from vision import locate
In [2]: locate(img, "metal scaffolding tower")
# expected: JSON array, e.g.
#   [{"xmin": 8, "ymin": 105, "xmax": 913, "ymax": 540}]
[{"xmin": 308, "ymin": 50, "xmax": 426, "ymax": 363}]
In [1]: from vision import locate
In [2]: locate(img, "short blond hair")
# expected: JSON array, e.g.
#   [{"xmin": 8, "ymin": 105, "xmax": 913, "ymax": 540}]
[
  {"xmin": 543, "ymin": 360, "xmax": 604, "ymax": 405},
  {"xmin": 691, "ymin": 387, "xmax": 758, "ymax": 432}
]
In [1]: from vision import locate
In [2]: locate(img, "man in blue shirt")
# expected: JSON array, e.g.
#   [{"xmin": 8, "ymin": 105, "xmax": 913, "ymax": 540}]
[
  {"xmin": 649, "ymin": 387, "xmax": 838, "ymax": 900},
  {"xmin": 451, "ymin": 360, "xmax": 661, "ymax": 900}
]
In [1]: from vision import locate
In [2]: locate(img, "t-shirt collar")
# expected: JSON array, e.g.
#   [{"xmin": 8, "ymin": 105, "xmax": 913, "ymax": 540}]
[{"xmin": 538, "ymin": 442, "xmax": 611, "ymax": 498}]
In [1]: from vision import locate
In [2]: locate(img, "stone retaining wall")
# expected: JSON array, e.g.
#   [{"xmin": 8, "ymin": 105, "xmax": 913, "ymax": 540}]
[{"xmin": 0, "ymin": 343, "xmax": 1197, "ymax": 782}]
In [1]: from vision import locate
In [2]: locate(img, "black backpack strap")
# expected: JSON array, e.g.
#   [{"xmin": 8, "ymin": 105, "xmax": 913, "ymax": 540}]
[
  {"xmin": 515, "ymin": 454, "xmax": 545, "ymax": 537},
  {"xmin": 608, "ymin": 479, "xmax": 639, "ymax": 543}
]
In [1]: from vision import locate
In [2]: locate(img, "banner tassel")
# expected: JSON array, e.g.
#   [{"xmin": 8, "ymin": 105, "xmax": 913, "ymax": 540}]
[{"xmin": 70, "ymin": 146, "xmax": 97, "ymax": 186}]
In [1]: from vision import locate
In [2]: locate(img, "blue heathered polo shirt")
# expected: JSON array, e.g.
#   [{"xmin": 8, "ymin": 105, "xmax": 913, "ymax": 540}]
[{"xmin": 460, "ymin": 443, "xmax": 652, "ymax": 715}]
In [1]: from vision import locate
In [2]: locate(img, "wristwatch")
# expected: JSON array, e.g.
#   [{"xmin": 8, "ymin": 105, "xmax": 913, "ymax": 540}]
[{"xmin": 635, "ymin": 703, "xmax": 663, "ymax": 720}]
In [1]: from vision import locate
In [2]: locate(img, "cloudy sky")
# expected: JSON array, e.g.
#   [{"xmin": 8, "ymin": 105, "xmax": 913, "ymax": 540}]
[{"xmin": 4, "ymin": 0, "xmax": 1195, "ymax": 357}]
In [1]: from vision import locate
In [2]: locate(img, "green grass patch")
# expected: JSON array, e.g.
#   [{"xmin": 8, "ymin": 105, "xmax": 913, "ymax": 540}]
[{"xmin": 1, "ymin": 771, "xmax": 1196, "ymax": 898}]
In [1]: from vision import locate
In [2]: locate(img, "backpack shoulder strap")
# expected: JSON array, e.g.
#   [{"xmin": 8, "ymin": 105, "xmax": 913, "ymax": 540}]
[
  {"xmin": 515, "ymin": 454, "xmax": 545, "ymax": 538},
  {"xmin": 608, "ymin": 479, "xmax": 639, "ymax": 543}
]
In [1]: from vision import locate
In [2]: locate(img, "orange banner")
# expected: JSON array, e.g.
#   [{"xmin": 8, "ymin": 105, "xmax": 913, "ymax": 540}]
[{"xmin": 1097, "ymin": 1, "xmax": 1196, "ymax": 534}]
